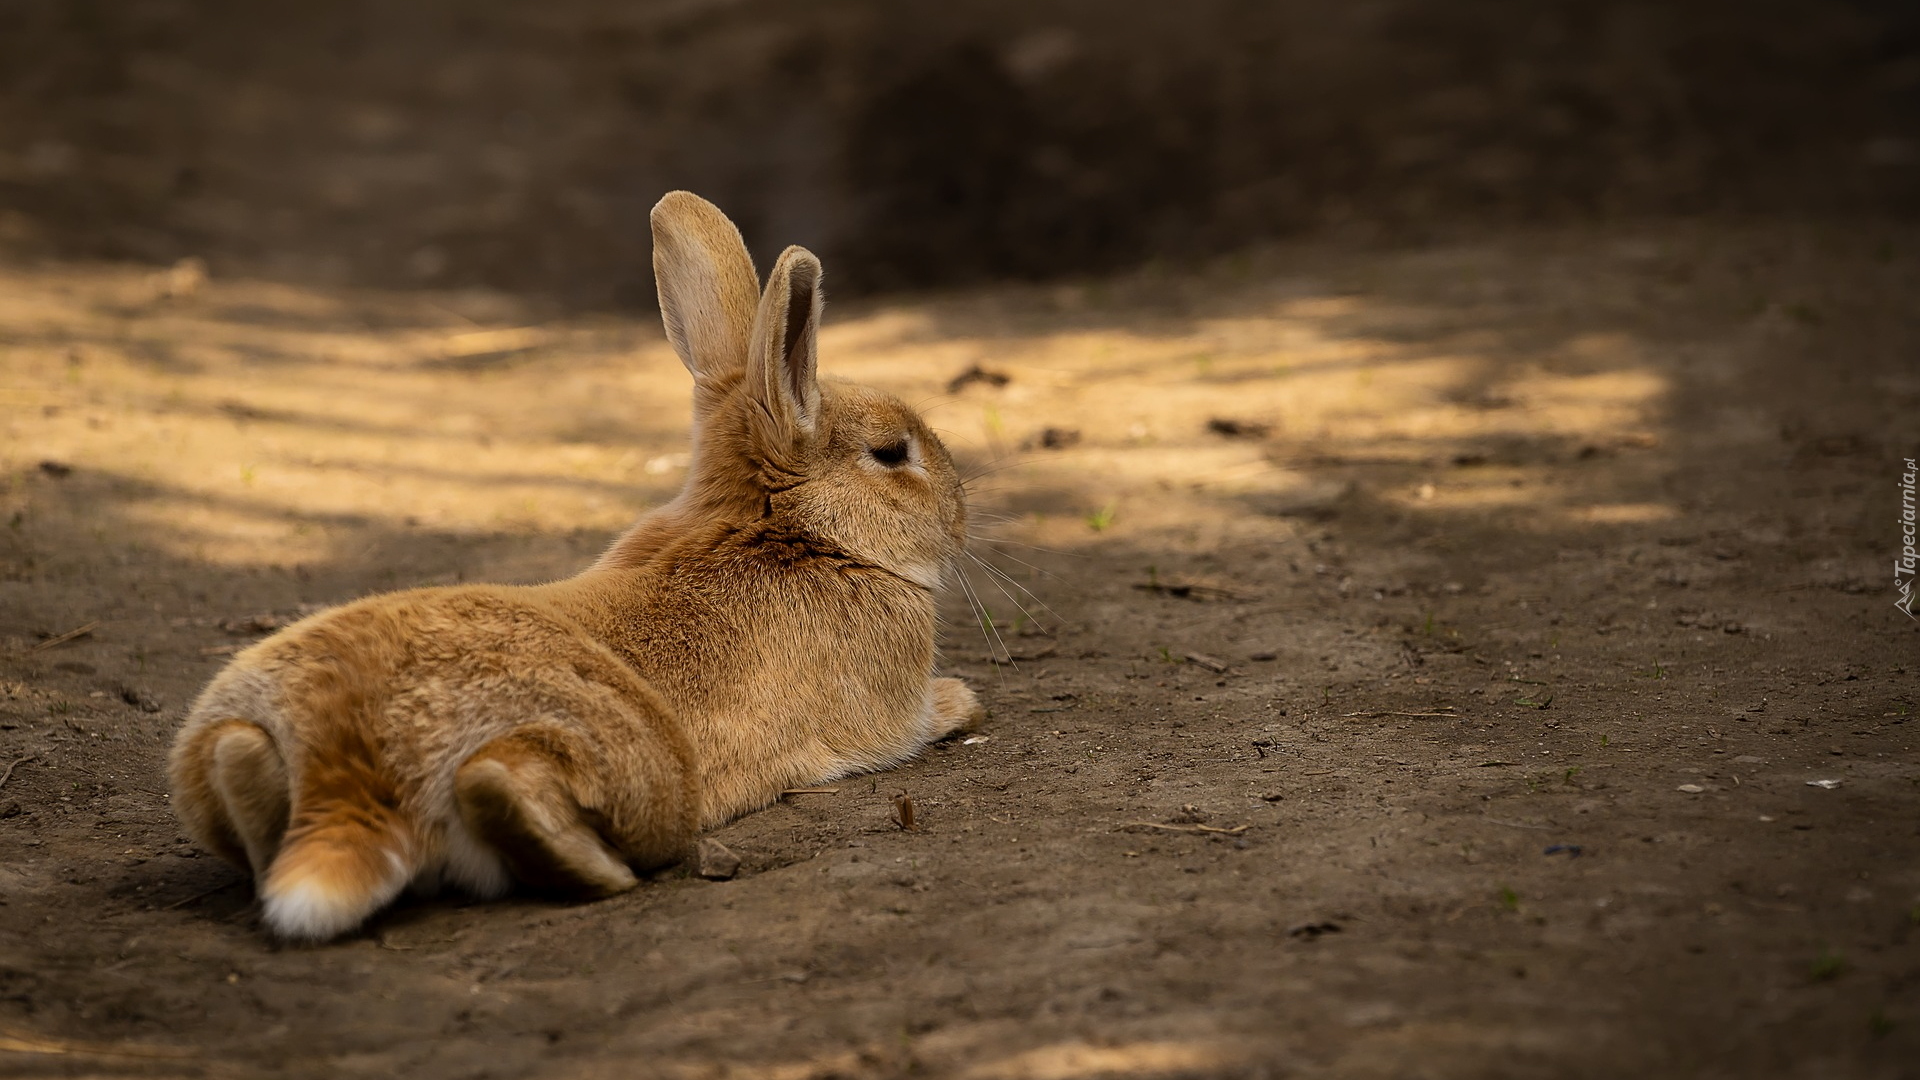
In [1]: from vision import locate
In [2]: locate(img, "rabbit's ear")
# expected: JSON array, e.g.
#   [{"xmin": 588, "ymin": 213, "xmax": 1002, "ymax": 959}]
[
  {"xmin": 746, "ymin": 246, "xmax": 824, "ymax": 455},
  {"xmin": 650, "ymin": 191, "xmax": 760, "ymax": 422}
]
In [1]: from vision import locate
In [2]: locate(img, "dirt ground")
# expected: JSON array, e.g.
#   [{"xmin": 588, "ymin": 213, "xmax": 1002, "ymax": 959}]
[{"xmin": 1, "ymin": 219, "xmax": 1917, "ymax": 1078}]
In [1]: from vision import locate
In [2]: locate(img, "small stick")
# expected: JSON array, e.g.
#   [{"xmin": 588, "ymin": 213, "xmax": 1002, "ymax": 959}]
[
  {"xmin": 29, "ymin": 622, "xmax": 98, "ymax": 652},
  {"xmin": 0, "ymin": 755, "xmax": 33, "ymax": 791},
  {"xmin": 779, "ymin": 787, "xmax": 840, "ymax": 797},
  {"xmin": 0, "ymin": 1025, "xmax": 195, "ymax": 1059},
  {"xmin": 1117, "ymin": 821, "xmax": 1250, "ymax": 836},
  {"xmin": 164, "ymin": 878, "xmax": 246, "ymax": 910},
  {"xmin": 1183, "ymin": 652, "xmax": 1231, "ymax": 674},
  {"xmin": 1342, "ymin": 710, "xmax": 1460, "ymax": 719}
]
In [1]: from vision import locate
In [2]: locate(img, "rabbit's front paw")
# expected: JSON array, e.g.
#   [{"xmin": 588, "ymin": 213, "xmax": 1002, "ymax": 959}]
[{"xmin": 928, "ymin": 677, "xmax": 984, "ymax": 739}]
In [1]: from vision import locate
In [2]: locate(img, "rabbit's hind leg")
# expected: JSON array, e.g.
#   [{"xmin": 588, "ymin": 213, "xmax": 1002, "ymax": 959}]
[
  {"xmin": 211, "ymin": 721, "xmax": 291, "ymax": 877},
  {"xmin": 171, "ymin": 718, "xmax": 290, "ymax": 878},
  {"xmin": 453, "ymin": 727, "xmax": 638, "ymax": 898}
]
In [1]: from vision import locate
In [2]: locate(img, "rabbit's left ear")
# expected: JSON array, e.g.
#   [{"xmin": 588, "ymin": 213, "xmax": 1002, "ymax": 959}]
[
  {"xmin": 746, "ymin": 246, "xmax": 824, "ymax": 457},
  {"xmin": 650, "ymin": 191, "xmax": 761, "ymax": 425}
]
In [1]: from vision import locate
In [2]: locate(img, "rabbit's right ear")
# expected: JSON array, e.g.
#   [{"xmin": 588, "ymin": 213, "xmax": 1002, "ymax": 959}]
[
  {"xmin": 744, "ymin": 246, "xmax": 824, "ymax": 465},
  {"xmin": 650, "ymin": 192, "xmax": 761, "ymax": 424}
]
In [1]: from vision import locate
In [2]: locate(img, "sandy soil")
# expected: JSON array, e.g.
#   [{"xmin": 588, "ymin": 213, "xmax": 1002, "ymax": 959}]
[{"xmin": 1, "ymin": 221, "xmax": 1916, "ymax": 1078}]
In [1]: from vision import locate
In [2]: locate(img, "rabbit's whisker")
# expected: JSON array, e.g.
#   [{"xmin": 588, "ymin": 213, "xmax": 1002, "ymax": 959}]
[
  {"xmin": 964, "ymin": 511, "xmax": 1023, "ymax": 527},
  {"xmin": 967, "ymin": 533, "xmax": 1085, "ymax": 558},
  {"xmin": 959, "ymin": 459, "xmax": 1026, "ymax": 485},
  {"xmin": 952, "ymin": 566, "xmax": 1015, "ymax": 684},
  {"xmin": 968, "ymin": 545, "xmax": 1063, "ymax": 582},
  {"xmin": 966, "ymin": 557, "xmax": 1046, "ymax": 637},
  {"xmin": 968, "ymin": 552, "xmax": 1064, "ymax": 629},
  {"xmin": 956, "ymin": 568, "xmax": 1014, "ymax": 665}
]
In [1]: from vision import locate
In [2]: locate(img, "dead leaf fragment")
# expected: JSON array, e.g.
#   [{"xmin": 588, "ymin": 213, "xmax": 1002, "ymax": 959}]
[
  {"xmin": 892, "ymin": 792, "xmax": 918, "ymax": 831},
  {"xmin": 947, "ymin": 364, "xmax": 1011, "ymax": 392},
  {"xmin": 1206, "ymin": 417, "xmax": 1271, "ymax": 439}
]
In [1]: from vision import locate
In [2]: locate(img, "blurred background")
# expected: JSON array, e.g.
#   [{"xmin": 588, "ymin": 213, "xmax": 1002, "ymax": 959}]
[{"xmin": 1, "ymin": 0, "xmax": 1915, "ymax": 306}]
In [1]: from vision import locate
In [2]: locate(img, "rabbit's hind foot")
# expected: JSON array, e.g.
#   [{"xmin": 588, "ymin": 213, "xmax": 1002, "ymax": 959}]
[
  {"xmin": 454, "ymin": 732, "xmax": 638, "ymax": 898},
  {"xmin": 176, "ymin": 718, "xmax": 291, "ymax": 878}
]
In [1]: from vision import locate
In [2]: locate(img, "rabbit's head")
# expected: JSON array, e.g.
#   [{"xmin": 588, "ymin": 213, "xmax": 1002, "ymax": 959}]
[{"xmin": 647, "ymin": 191, "xmax": 967, "ymax": 588}]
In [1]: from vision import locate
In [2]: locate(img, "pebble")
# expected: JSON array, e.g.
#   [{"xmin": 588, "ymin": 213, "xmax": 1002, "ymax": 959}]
[{"xmin": 695, "ymin": 838, "xmax": 741, "ymax": 880}]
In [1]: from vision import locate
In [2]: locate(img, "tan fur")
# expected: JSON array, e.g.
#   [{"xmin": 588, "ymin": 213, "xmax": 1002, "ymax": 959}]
[{"xmin": 168, "ymin": 192, "xmax": 979, "ymax": 941}]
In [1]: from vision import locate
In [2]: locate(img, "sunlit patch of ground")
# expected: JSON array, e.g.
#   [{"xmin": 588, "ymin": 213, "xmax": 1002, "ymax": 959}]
[
  {"xmin": 6, "ymin": 237, "xmax": 1679, "ymax": 577},
  {"xmin": 1, "ymin": 265, "xmax": 689, "ymax": 569}
]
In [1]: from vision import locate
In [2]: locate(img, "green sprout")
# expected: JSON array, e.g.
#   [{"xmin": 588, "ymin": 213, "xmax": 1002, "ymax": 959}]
[
  {"xmin": 1810, "ymin": 949, "xmax": 1847, "ymax": 982},
  {"xmin": 1086, "ymin": 501, "xmax": 1117, "ymax": 532}
]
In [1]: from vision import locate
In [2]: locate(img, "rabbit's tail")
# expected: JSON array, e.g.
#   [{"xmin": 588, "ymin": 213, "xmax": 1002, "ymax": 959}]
[{"xmin": 259, "ymin": 742, "xmax": 417, "ymax": 942}]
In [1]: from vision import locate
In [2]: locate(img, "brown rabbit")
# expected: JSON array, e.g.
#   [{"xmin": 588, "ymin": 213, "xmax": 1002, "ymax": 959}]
[{"xmin": 168, "ymin": 192, "xmax": 982, "ymax": 941}]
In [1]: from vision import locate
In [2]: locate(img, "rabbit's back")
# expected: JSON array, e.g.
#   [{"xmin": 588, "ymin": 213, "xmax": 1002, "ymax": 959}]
[{"xmin": 188, "ymin": 587, "xmax": 688, "ymax": 792}]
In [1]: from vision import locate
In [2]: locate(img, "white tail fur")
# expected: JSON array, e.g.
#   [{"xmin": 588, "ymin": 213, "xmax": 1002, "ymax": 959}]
[{"xmin": 259, "ymin": 816, "xmax": 413, "ymax": 941}]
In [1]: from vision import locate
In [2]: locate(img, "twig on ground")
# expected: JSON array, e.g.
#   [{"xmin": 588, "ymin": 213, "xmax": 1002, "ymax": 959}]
[
  {"xmin": 30, "ymin": 622, "xmax": 98, "ymax": 652},
  {"xmin": 1117, "ymin": 821, "xmax": 1250, "ymax": 836},
  {"xmin": 163, "ymin": 878, "xmax": 246, "ymax": 910},
  {"xmin": 981, "ymin": 644, "xmax": 1057, "ymax": 664},
  {"xmin": 779, "ymin": 787, "xmax": 840, "ymax": 796},
  {"xmin": 1342, "ymin": 710, "xmax": 1460, "ymax": 719},
  {"xmin": 0, "ymin": 1025, "xmax": 196, "ymax": 1059},
  {"xmin": 0, "ymin": 755, "xmax": 34, "ymax": 791}
]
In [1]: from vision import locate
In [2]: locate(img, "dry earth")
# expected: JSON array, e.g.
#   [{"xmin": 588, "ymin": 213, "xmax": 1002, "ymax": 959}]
[{"xmin": 0, "ymin": 221, "xmax": 1917, "ymax": 1078}]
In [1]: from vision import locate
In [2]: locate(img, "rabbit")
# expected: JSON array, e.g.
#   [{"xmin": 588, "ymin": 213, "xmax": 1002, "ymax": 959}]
[{"xmin": 168, "ymin": 191, "xmax": 983, "ymax": 942}]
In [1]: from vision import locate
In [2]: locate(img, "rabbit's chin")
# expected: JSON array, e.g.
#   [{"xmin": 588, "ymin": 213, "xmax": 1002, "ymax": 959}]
[{"xmin": 892, "ymin": 554, "xmax": 951, "ymax": 592}]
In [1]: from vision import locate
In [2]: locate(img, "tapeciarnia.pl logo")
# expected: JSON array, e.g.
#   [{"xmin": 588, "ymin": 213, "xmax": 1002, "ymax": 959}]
[{"xmin": 1899, "ymin": 457, "xmax": 1917, "ymax": 619}]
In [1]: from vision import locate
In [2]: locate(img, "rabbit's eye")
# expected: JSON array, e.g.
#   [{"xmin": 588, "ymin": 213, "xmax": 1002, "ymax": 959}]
[{"xmin": 869, "ymin": 440, "xmax": 910, "ymax": 467}]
